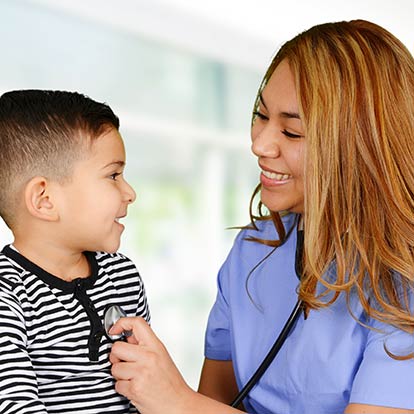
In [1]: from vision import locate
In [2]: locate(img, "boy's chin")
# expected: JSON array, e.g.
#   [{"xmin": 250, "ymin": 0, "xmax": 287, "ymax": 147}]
[
  {"xmin": 105, "ymin": 244, "xmax": 120, "ymax": 254},
  {"xmin": 97, "ymin": 240, "xmax": 121, "ymax": 254}
]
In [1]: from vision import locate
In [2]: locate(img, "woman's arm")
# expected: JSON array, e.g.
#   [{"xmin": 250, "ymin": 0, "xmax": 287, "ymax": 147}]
[
  {"xmin": 198, "ymin": 359, "xmax": 239, "ymax": 404},
  {"xmin": 345, "ymin": 404, "xmax": 414, "ymax": 413},
  {"xmin": 110, "ymin": 317, "xmax": 245, "ymax": 414},
  {"xmin": 198, "ymin": 359, "xmax": 246, "ymax": 411}
]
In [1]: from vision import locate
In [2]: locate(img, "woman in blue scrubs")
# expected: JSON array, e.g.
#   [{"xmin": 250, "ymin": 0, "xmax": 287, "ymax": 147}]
[{"xmin": 110, "ymin": 19, "xmax": 414, "ymax": 414}]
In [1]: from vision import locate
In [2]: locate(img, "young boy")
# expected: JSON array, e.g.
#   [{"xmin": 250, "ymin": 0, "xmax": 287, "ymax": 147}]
[{"xmin": 0, "ymin": 90, "xmax": 150, "ymax": 413}]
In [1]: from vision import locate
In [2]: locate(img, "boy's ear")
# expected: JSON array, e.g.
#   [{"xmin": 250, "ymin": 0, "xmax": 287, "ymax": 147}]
[{"xmin": 24, "ymin": 176, "xmax": 59, "ymax": 222}]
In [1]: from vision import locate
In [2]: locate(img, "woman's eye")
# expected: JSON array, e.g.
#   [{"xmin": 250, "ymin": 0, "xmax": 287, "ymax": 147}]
[
  {"xmin": 282, "ymin": 129, "xmax": 302, "ymax": 139},
  {"xmin": 253, "ymin": 111, "xmax": 269, "ymax": 121}
]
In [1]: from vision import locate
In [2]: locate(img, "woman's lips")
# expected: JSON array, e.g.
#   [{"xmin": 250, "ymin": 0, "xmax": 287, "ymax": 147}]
[{"xmin": 260, "ymin": 168, "xmax": 292, "ymax": 186}]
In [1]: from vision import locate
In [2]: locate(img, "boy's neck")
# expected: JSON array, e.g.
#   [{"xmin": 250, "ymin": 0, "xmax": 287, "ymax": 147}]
[{"xmin": 12, "ymin": 238, "xmax": 90, "ymax": 282}]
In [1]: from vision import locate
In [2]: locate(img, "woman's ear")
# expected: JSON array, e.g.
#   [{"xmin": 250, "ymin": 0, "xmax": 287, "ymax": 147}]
[{"xmin": 24, "ymin": 176, "xmax": 59, "ymax": 222}]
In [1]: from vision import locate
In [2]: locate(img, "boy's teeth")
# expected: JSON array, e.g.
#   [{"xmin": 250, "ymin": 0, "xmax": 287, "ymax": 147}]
[
  {"xmin": 262, "ymin": 170, "xmax": 290, "ymax": 180},
  {"xmin": 115, "ymin": 218, "xmax": 120, "ymax": 223}
]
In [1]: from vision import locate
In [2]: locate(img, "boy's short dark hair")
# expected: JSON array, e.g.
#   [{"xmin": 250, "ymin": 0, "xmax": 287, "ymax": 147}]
[{"xmin": 0, "ymin": 89, "xmax": 120, "ymax": 228}]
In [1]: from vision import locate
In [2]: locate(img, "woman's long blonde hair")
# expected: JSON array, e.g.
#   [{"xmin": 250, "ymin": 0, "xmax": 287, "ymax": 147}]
[{"xmin": 251, "ymin": 20, "xmax": 414, "ymax": 333}]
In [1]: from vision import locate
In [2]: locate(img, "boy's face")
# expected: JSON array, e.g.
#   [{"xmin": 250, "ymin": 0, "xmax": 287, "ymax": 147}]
[{"xmin": 55, "ymin": 128, "xmax": 136, "ymax": 253}]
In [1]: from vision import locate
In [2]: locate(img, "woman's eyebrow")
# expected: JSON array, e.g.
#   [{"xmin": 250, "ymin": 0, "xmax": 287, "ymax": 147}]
[
  {"xmin": 260, "ymin": 93, "xmax": 300, "ymax": 119},
  {"xmin": 259, "ymin": 93, "xmax": 268, "ymax": 110},
  {"xmin": 280, "ymin": 111, "xmax": 301, "ymax": 120}
]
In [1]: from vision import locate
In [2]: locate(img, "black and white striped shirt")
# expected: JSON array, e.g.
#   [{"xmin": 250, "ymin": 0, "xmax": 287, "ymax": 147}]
[{"xmin": 0, "ymin": 245, "xmax": 150, "ymax": 414}]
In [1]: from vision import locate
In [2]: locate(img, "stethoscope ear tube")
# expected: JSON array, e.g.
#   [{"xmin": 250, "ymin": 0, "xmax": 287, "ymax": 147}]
[{"xmin": 230, "ymin": 299, "xmax": 303, "ymax": 408}]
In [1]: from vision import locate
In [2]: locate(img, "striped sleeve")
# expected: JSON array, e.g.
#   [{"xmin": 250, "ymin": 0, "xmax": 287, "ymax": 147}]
[
  {"xmin": 98, "ymin": 252, "xmax": 150, "ymax": 323},
  {"xmin": 0, "ymin": 277, "xmax": 48, "ymax": 414}
]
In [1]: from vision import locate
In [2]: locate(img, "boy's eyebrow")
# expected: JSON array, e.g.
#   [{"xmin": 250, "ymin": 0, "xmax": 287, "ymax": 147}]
[{"xmin": 102, "ymin": 161, "xmax": 125, "ymax": 169}]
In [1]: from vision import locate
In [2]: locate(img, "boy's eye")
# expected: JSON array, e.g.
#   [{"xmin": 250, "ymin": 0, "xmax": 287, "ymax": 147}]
[
  {"xmin": 281, "ymin": 129, "xmax": 302, "ymax": 139},
  {"xmin": 253, "ymin": 111, "xmax": 268, "ymax": 121},
  {"xmin": 109, "ymin": 172, "xmax": 121, "ymax": 180}
]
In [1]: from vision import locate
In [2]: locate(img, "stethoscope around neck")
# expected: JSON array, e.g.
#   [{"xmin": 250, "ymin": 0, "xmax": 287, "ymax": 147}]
[
  {"xmin": 104, "ymin": 298, "xmax": 303, "ymax": 409},
  {"xmin": 230, "ymin": 224, "xmax": 304, "ymax": 408},
  {"xmin": 102, "ymin": 222, "xmax": 305, "ymax": 409}
]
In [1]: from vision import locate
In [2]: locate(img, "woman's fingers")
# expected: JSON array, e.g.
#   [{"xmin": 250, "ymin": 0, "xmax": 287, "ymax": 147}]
[
  {"xmin": 111, "ymin": 341, "xmax": 146, "ymax": 363},
  {"xmin": 109, "ymin": 317, "xmax": 196, "ymax": 414},
  {"xmin": 114, "ymin": 379, "xmax": 130, "ymax": 396},
  {"xmin": 109, "ymin": 318, "xmax": 165, "ymax": 366},
  {"xmin": 111, "ymin": 359, "xmax": 138, "ymax": 380},
  {"xmin": 109, "ymin": 316, "xmax": 153, "ymax": 344},
  {"xmin": 114, "ymin": 379, "xmax": 140, "ymax": 408}
]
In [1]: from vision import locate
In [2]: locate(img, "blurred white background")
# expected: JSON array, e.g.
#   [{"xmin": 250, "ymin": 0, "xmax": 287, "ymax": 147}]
[{"xmin": 1, "ymin": 0, "xmax": 413, "ymax": 388}]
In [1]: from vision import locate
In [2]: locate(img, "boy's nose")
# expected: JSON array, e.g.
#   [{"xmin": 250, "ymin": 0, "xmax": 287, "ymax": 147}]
[{"xmin": 124, "ymin": 182, "xmax": 137, "ymax": 204}]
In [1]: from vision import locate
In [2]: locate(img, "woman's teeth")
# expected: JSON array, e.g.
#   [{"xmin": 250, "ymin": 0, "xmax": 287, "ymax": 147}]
[{"xmin": 262, "ymin": 170, "xmax": 291, "ymax": 180}]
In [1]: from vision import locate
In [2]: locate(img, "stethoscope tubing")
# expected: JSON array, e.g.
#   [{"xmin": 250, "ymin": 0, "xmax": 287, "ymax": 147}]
[{"xmin": 230, "ymin": 298, "xmax": 303, "ymax": 408}]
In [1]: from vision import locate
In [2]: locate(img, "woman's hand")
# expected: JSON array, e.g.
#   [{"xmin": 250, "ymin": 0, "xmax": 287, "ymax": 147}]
[{"xmin": 109, "ymin": 317, "xmax": 196, "ymax": 414}]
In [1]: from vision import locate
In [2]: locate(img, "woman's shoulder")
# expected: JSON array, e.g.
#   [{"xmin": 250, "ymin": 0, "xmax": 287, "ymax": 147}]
[
  {"xmin": 235, "ymin": 212, "xmax": 297, "ymax": 244},
  {"xmin": 227, "ymin": 213, "xmax": 298, "ymax": 266}
]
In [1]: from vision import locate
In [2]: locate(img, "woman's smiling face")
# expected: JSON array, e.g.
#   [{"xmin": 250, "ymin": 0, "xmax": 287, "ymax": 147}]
[{"xmin": 251, "ymin": 59, "xmax": 305, "ymax": 214}]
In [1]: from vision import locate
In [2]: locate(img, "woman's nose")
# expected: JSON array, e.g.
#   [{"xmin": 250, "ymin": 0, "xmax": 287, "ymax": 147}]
[{"xmin": 251, "ymin": 128, "xmax": 281, "ymax": 158}]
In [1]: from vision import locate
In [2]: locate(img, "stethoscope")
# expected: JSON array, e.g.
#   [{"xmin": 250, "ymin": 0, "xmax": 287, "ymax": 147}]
[
  {"xmin": 104, "ymin": 305, "xmax": 132, "ymax": 341},
  {"xmin": 103, "ymin": 299, "xmax": 303, "ymax": 409},
  {"xmin": 103, "ymin": 223, "xmax": 304, "ymax": 409},
  {"xmin": 230, "ymin": 224, "xmax": 304, "ymax": 408},
  {"xmin": 104, "ymin": 301, "xmax": 302, "ymax": 408}
]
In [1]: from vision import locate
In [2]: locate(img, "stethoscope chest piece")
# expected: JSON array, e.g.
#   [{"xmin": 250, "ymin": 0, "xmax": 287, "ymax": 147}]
[{"xmin": 104, "ymin": 305, "xmax": 132, "ymax": 341}]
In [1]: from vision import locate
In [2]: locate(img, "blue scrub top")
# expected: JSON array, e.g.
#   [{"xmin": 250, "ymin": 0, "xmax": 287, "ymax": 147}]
[{"xmin": 204, "ymin": 213, "xmax": 414, "ymax": 414}]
